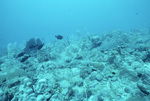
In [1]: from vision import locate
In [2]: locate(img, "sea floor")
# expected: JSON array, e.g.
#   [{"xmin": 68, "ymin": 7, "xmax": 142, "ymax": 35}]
[{"xmin": 0, "ymin": 29, "xmax": 150, "ymax": 101}]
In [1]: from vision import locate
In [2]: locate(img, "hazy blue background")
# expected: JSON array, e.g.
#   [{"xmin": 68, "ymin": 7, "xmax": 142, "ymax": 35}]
[{"xmin": 0, "ymin": 0, "xmax": 150, "ymax": 48}]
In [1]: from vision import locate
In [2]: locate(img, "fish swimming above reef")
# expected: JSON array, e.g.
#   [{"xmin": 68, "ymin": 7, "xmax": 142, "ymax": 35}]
[
  {"xmin": 17, "ymin": 52, "xmax": 25, "ymax": 58},
  {"xmin": 55, "ymin": 35, "xmax": 63, "ymax": 40},
  {"xmin": 20, "ymin": 55, "xmax": 30, "ymax": 62}
]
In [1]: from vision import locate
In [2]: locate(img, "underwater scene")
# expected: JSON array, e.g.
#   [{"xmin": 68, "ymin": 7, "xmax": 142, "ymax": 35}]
[{"xmin": 0, "ymin": 0, "xmax": 150, "ymax": 101}]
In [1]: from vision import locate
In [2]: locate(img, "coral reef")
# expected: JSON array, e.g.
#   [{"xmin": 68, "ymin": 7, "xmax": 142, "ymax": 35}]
[{"xmin": 0, "ymin": 29, "xmax": 150, "ymax": 101}]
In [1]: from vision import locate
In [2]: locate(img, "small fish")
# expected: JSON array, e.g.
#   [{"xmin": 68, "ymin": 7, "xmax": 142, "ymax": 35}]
[
  {"xmin": 55, "ymin": 35, "xmax": 63, "ymax": 40},
  {"xmin": 17, "ymin": 52, "xmax": 25, "ymax": 57},
  {"xmin": 37, "ymin": 44, "xmax": 44, "ymax": 50},
  {"xmin": 20, "ymin": 55, "xmax": 30, "ymax": 62},
  {"xmin": 29, "ymin": 45, "xmax": 38, "ymax": 49}
]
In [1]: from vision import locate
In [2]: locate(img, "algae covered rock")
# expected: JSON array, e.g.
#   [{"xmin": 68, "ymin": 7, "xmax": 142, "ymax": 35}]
[
  {"xmin": 91, "ymin": 62, "xmax": 105, "ymax": 71},
  {"xmin": 91, "ymin": 35, "xmax": 102, "ymax": 49}
]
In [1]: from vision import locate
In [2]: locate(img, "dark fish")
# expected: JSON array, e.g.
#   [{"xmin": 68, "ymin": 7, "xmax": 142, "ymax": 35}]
[
  {"xmin": 37, "ymin": 44, "xmax": 44, "ymax": 50},
  {"xmin": 20, "ymin": 55, "xmax": 30, "ymax": 62},
  {"xmin": 17, "ymin": 52, "xmax": 25, "ymax": 57},
  {"xmin": 29, "ymin": 45, "xmax": 38, "ymax": 49},
  {"xmin": 55, "ymin": 35, "xmax": 63, "ymax": 40}
]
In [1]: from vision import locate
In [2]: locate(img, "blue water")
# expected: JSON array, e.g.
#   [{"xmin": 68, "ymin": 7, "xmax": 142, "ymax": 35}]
[{"xmin": 0, "ymin": 0, "xmax": 150, "ymax": 47}]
